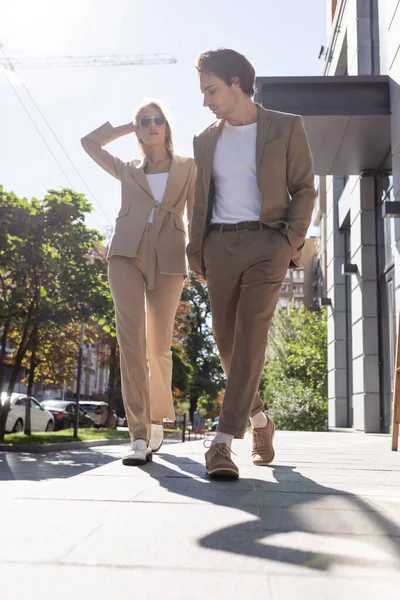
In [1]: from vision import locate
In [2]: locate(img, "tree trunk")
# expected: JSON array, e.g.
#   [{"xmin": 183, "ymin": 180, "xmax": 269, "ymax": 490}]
[
  {"xmin": 7, "ymin": 295, "xmax": 37, "ymax": 396},
  {"xmin": 0, "ymin": 396, "xmax": 11, "ymax": 441},
  {"xmin": 189, "ymin": 392, "xmax": 197, "ymax": 424},
  {"xmin": 0, "ymin": 316, "xmax": 11, "ymax": 393},
  {"xmin": 25, "ymin": 325, "xmax": 38, "ymax": 435},
  {"xmin": 0, "ymin": 317, "xmax": 12, "ymax": 440},
  {"xmin": 106, "ymin": 338, "xmax": 117, "ymax": 427}
]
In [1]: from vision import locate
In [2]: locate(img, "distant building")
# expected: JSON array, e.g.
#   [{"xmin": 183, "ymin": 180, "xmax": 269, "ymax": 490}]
[{"xmin": 277, "ymin": 238, "xmax": 317, "ymax": 309}]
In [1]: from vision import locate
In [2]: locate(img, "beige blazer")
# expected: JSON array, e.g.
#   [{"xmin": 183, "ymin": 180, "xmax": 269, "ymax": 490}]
[
  {"xmin": 187, "ymin": 104, "xmax": 317, "ymax": 276},
  {"xmin": 81, "ymin": 122, "xmax": 196, "ymax": 276}
]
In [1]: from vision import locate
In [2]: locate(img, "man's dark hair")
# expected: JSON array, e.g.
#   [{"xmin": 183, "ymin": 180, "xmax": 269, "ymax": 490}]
[{"xmin": 196, "ymin": 48, "xmax": 256, "ymax": 97}]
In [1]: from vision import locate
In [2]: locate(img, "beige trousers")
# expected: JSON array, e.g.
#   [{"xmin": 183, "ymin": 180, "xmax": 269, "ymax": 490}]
[
  {"xmin": 108, "ymin": 226, "xmax": 184, "ymax": 443},
  {"xmin": 202, "ymin": 226, "xmax": 292, "ymax": 438}
]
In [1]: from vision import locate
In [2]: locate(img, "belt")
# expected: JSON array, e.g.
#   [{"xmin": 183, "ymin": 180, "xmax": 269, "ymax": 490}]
[{"xmin": 210, "ymin": 221, "xmax": 268, "ymax": 232}]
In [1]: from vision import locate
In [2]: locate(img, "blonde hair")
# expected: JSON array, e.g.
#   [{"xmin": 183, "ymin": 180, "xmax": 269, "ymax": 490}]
[{"xmin": 133, "ymin": 99, "xmax": 174, "ymax": 157}]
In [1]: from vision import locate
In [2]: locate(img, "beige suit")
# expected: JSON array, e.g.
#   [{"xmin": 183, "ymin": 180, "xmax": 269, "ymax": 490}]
[
  {"xmin": 82, "ymin": 122, "xmax": 196, "ymax": 442},
  {"xmin": 82, "ymin": 122, "xmax": 196, "ymax": 277},
  {"xmin": 187, "ymin": 105, "xmax": 316, "ymax": 438}
]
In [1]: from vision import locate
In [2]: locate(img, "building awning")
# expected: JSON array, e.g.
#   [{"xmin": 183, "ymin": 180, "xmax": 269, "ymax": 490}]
[{"xmin": 255, "ymin": 76, "xmax": 391, "ymax": 176}]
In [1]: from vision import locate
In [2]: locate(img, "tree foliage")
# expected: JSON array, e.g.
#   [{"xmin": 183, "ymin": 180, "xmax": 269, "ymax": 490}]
[
  {"xmin": 0, "ymin": 187, "xmax": 113, "ymax": 438},
  {"xmin": 179, "ymin": 274, "xmax": 224, "ymax": 417},
  {"xmin": 263, "ymin": 304, "xmax": 328, "ymax": 431}
]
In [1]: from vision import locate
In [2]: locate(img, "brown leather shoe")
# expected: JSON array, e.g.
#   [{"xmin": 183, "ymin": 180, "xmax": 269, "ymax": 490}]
[
  {"xmin": 251, "ymin": 417, "xmax": 275, "ymax": 465},
  {"xmin": 205, "ymin": 442, "xmax": 239, "ymax": 479}
]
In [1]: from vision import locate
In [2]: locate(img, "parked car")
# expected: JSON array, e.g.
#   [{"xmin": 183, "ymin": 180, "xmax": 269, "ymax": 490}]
[
  {"xmin": 78, "ymin": 401, "xmax": 109, "ymax": 427},
  {"xmin": 1, "ymin": 392, "xmax": 55, "ymax": 433},
  {"xmin": 211, "ymin": 416, "xmax": 219, "ymax": 432},
  {"xmin": 40, "ymin": 400, "xmax": 95, "ymax": 430}
]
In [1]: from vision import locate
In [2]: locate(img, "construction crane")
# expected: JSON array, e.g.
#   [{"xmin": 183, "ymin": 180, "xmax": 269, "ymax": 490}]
[{"xmin": 0, "ymin": 47, "xmax": 177, "ymax": 70}]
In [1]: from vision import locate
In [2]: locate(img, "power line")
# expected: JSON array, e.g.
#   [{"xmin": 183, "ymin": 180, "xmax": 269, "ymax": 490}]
[
  {"xmin": 1, "ymin": 46, "xmax": 114, "ymax": 229},
  {"xmin": 2, "ymin": 72, "xmax": 107, "ymax": 234},
  {"xmin": 17, "ymin": 81, "xmax": 114, "ymax": 227},
  {"xmin": 2, "ymin": 72, "xmax": 75, "ymax": 188}
]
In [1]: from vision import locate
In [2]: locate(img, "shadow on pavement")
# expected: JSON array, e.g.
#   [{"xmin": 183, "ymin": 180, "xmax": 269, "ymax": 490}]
[
  {"xmin": 0, "ymin": 448, "xmax": 118, "ymax": 481},
  {"xmin": 147, "ymin": 453, "xmax": 400, "ymax": 572}
]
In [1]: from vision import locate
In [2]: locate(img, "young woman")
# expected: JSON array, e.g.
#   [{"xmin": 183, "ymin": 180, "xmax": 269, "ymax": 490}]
[{"xmin": 81, "ymin": 101, "xmax": 195, "ymax": 466}]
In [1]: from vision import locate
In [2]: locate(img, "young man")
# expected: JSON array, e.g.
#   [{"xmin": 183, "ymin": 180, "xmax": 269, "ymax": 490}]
[{"xmin": 187, "ymin": 48, "xmax": 316, "ymax": 479}]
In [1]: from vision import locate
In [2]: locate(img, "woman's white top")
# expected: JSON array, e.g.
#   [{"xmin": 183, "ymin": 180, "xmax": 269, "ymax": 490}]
[{"xmin": 146, "ymin": 172, "xmax": 169, "ymax": 223}]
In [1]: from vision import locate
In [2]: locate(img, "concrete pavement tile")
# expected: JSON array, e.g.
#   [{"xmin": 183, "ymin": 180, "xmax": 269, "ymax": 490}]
[
  {"xmin": 133, "ymin": 484, "xmax": 386, "ymax": 511},
  {"xmin": 64, "ymin": 502, "xmax": 282, "ymax": 573},
  {"xmin": 0, "ymin": 563, "xmax": 272, "ymax": 600},
  {"xmin": 133, "ymin": 478, "xmax": 258, "ymax": 506},
  {"xmin": 253, "ymin": 478, "xmax": 400, "ymax": 497},
  {"xmin": 259, "ymin": 505, "xmax": 400, "ymax": 535},
  {"xmin": 360, "ymin": 496, "xmax": 400, "ymax": 515},
  {"xmin": 258, "ymin": 530, "xmax": 400, "ymax": 572},
  {"xmin": 6, "ymin": 476, "xmax": 158, "ymax": 502},
  {"xmin": 0, "ymin": 499, "xmax": 107, "ymax": 562},
  {"xmin": 63, "ymin": 502, "xmax": 400, "ymax": 577},
  {"xmin": 0, "ymin": 448, "xmax": 119, "ymax": 481},
  {"xmin": 270, "ymin": 574, "xmax": 400, "ymax": 600},
  {"xmin": 82, "ymin": 456, "xmax": 207, "ymax": 479}
]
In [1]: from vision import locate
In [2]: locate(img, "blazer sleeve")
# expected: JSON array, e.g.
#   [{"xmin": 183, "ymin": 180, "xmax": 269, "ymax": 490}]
[
  {"xmin": 186, "ymin": 137, "xmax": 205, "ymax": 275},
  {"xmin": 81, "ymin": 122, "xmax": 126, "ymax": 180},
  {"xmin": 285, "ymin": 116, "xmax": 317, "ymax": 252}
]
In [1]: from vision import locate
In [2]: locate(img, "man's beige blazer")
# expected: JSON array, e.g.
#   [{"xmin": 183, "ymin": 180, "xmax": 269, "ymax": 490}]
[
  {"xmin": 186, "ymin": 104, "xmax": 317, "ymax": 276},
  {"xmin": 82, "ymin": 122, "xmax": 196, "ymax": 275}
]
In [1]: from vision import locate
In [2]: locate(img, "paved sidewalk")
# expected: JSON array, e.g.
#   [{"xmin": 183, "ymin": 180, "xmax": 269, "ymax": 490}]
[{"xmin": 1, "ymin": 431, "xmax": 400, "ymax": 600}]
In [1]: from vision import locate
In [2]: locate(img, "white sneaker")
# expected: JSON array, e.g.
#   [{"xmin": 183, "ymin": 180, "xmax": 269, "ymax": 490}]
[
  {"xmin": 122, "ymin": 440, "xmax": 152, "ymax": 466},
  {"xmin": 150, "ymin": 424, "xmax": 164, "ymax": 453}
]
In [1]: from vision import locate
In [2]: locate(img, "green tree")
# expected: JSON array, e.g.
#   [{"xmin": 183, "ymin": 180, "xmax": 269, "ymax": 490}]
[
  {"xmin": 265, "ymin": 380, "xmax": 328, "ymax": 431},
  {"xmin": 180, "ymin": 274, "xmax": 224, "ymax": 417},
  {"xmin": 263, "ymin": 303, "xmax": 328, "ymax": 431},
  {"xmin": 171, "ymin": 343, "xmax": 193, "ymax": 403},
  {"xmin": 0, "ymin": 187, "xmax": 110, "ymax": 439}
]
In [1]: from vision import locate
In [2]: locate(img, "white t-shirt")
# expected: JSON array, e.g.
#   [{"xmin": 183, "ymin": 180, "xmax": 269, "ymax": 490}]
[
  {"xmin": 211, "ymin": 120, "xmax": 262, "ymax": 224},
  {"xmin": 146, "ymin": 172, "xmax": 168, "ymax": 223}
]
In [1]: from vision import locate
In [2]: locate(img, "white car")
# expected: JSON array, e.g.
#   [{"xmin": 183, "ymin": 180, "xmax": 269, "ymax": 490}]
[{"xmin": 1, "ymin": 393, "xmax": 55, "ymax": 433}]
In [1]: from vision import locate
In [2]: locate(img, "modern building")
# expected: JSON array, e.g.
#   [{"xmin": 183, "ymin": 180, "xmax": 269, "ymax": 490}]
[
  {"xmin": 277, "ymin": 238, "xmax": 317, "ymax": 308},
  {"xmin": 256, "ymin": 0, "xmax": 400, "ymax": 433}
]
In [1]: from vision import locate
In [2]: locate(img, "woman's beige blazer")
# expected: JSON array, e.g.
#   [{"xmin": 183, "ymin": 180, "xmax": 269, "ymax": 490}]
[{"xmin": 81, "ymin": 122, "xmax": 196, "ymax": 277}]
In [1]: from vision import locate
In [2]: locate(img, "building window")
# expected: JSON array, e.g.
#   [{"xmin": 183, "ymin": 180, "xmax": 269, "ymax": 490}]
[
  {"xmin": 278, "ymin": 297, "xmax": 289, "ymax": 308},
  {"xmin": 293, "ymin": 269, "xmax": 304, "ymax": 280},
  {"xmin": 293, "ymin": 285, "xmax": 304, "ymax": 295},
  {"xmin": 281, "ymin": 283, "xmax": 290, "ymax": 293}
]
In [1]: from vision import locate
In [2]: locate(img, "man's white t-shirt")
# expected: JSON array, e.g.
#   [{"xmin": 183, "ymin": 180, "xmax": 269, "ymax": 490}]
[{"xmin": 211, "ymin": 120, "xmax": 262, "ymax": 224}]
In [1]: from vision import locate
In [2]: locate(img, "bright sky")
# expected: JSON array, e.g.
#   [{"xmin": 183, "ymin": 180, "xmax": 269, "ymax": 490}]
[{"xmin": 1, "ymin": 0, "xmax": 326, "ymax": 234}]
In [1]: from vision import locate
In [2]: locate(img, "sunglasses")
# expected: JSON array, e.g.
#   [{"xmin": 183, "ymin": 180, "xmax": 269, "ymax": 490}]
[{"xmin": 139, "ymin": 115, "xmax": 166, "ymax": 128}]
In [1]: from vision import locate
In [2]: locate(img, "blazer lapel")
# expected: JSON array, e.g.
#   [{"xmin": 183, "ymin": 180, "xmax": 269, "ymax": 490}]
[
  {"xmin": 126, "ymin": 157, "xmax": 154, "ymax": 200},
  {"xmin": 202, "ymin": 120, "xmax": 224, "ymax": 195},
  {"xmin": 255, "ymin": 103, "xmax": 272, "ymax": 184},
  {"xmin": 161, "ymin": 155, "xmax": 184, "ymax": 208}
]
